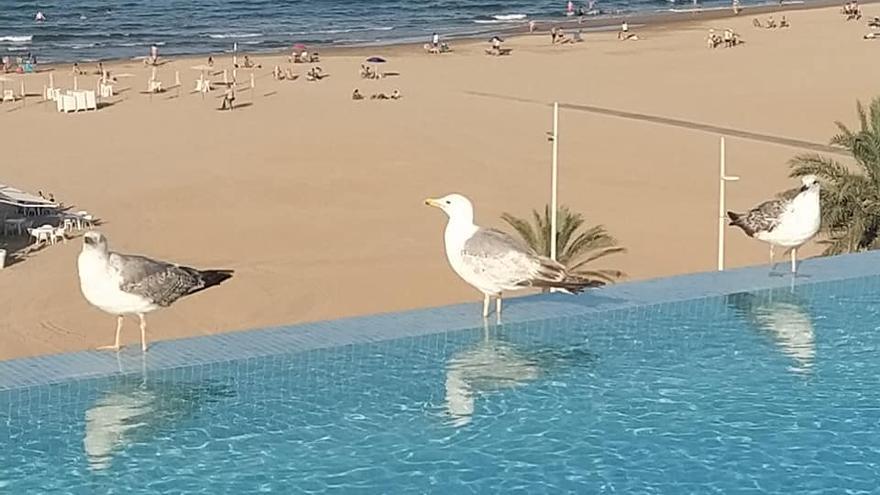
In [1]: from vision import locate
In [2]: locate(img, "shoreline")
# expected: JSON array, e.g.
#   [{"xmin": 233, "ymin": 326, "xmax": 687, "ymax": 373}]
[{"xmin": 17, "ymin": 0, "xmax": 861, "ymax": 67}]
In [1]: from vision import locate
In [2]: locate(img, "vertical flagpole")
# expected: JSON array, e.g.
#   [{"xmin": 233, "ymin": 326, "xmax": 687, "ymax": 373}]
[
  {"xmin": 551, "ymin": 102, "xmax": 559, "ymax": 262},
  {"xmin": 717, "ymin": 136, "xmax": 739, "ymax": 271}
]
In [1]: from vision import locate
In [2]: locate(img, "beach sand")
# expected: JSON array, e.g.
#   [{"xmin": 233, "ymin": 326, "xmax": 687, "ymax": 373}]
[{"xmin": 0, "ymin": 4, "xmax": 874, "ymax": 360}]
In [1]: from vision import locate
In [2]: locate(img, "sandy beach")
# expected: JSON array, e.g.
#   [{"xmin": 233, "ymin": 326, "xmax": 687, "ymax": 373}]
[{"xmin": 1, "ymin": 3, "xmax": 876, "ymax": 360}]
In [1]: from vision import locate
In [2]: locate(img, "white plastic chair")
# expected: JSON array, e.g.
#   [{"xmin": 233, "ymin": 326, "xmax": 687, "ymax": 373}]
[
  {"xmin": 84, "ymin": 90, "xmax": 97, "ymax": 110},
  {"xmin": 51, "ymin": 227, "xmax": 66, "ymax": 244},
  {"xmin": 2, "ymin": 89, "xmax": 15, "ymax": 102},
  {"xmin": 74, "ymin": 91, "xmax": 87, "ymax": 111}
]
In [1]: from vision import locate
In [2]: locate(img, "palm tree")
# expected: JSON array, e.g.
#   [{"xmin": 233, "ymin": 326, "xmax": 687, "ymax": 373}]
[
  {"xmin": 501, "ymin": 205, "xmax": 625, "ymax": 284},
  {"xmin": 789, "ymin": 97, "xmax": 880, "ymax": 254}
]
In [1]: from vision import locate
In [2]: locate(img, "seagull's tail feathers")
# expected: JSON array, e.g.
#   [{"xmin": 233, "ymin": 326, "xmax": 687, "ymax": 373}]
[
  {"xmin": 187, "ymin": 268, "xmax": 234, "ymax": 295},
  {"xmin": 726, "ymin": 211, "xmax": 755, "ymax": 236},
  {"xmin": 528, "ymin": 259, "xmax": 605, "ymax": 294}
]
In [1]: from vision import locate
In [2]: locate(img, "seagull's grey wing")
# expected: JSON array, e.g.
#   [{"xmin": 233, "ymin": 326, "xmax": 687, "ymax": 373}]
[
  {"xmin": 730, "ymin": 198, "xmax": 789, "ymax": 236},
  {"xmin": 461, "ymin": 228, "xmax": 540, "ymax": 288},
  {"xmin": 109, "ymin": 252, "xmax": 204, "ymax": 307}
]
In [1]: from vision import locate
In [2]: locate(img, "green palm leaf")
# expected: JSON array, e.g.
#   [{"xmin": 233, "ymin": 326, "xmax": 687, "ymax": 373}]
[
  {"xmin": 501, "ymin": 205, "xmax": 626, "ymax": 284},
  {"xmin": 790, "ymin": 97, "xmax": 880, "ymax": 255}
]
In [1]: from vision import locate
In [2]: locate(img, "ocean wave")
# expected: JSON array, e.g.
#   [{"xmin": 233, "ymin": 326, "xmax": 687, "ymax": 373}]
[
  {"xmin": 494, "ymin": 14, "xmax": 527, "ymax": 20},
  {"xmin": 207, "ymin": 33, "xmax": 262, "ymax": 39},
  {"xmin": 473, "ymin": 14, "xmax": 528, "ymax": 24},
  {"xmin": 6, "ymin": 46, "xmax": 29, "ymax": 52},
  {"xmin": 290, "ymin": 26, "xmax": 394, "ymax": 36},
  {"xmin": 0, "ymin": 35, "xmax": 33, "ymax": 43}
]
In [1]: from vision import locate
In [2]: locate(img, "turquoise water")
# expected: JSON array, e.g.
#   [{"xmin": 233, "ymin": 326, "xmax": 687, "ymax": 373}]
[
  {"xmin": 3, "ymin": 278, "xmax": 880, "ymax": 493},
  {"xmin": 1, "ymin": 0, "xmax": 793, "ymax": 62}
]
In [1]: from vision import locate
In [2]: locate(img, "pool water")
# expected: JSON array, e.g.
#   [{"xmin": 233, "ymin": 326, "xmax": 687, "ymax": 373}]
[{"xmin": 4, "ymin": 277, "xmax": 880, "ymax": 493}]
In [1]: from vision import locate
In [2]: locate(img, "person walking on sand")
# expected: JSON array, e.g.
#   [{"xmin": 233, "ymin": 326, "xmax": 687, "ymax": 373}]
[
  {"xmin": 431, "ymin": 32, "xmax": 439, "ymax": 48},
  {"xmin": 529, "ymin": 20, "xmax": 537, "ymax": 33}
]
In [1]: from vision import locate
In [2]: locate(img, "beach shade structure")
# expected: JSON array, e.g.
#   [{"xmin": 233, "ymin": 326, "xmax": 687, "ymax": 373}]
[
  {"xmin": 365, "ymin": 56, "xmax": 387, "ymax": 63},
  {"xmin": 293, "ymin": 44, "xmax": 307, "ymax": 51}
]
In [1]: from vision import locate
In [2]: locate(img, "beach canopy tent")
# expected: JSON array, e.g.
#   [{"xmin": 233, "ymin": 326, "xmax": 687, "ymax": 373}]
[{"xmin": 0, "ymin": 183, "xmax": 57, "ymax": 213}]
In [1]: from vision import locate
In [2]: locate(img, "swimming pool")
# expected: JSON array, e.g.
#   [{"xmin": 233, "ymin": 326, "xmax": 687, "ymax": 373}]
[{"xmin": 3, "ymin": 253, "xmax": 880, "ymax": 493}]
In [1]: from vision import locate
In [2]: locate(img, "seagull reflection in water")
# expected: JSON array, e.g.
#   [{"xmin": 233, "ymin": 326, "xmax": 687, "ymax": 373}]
[
  {"xmin": 444, "ymin": 321, "xmax": 597, "ymax": 427},
  {"xmin": 727, "ymin": 287, "xmax": 816, "ymax": 374},
  {"xmin": 83, "ymin": 355, "xmax": 234, "ymax": 471}
]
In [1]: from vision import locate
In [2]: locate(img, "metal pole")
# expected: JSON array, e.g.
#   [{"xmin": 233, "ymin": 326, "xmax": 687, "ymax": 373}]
[
  {"xmin": 551, "ymin": 102, "xmax": 559, "ymax": 262},
  {"xmin": 717, "ymin": 136, "xmax": 739, "ymax": 271}
]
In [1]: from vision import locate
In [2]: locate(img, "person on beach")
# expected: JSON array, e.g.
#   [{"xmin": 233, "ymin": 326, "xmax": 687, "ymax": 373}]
[
  {"xmin": 432, "ymin": 32, "xmax": 440, "ymax": 48},
  {"xmin": 529, "ymin": 20, "xmax": 537, "ymax": 33},
  {"xmin": 352, "ymin": 89, "xmax": 364, "ymax": 100},
  {"xmin": 220, "ymin": 86, "xmax": 235, "ymax": 110},
  {"xmin": 208, "ymin": 56, "xmax": 214, "ymax": 67},
  {"xmin": 732, "ymin": 0, "xmax": 741, "ymax": 14},
  {"xmin": 35, "ymin": 11, "xmax": 46, "ymax": 22},
  {"xmin": 766, "ymin": 15, "xmax": 777, "ymax": 28},
  {"xmin": 618, "ymin": 21, "xmax": 629, "ymax": 39},
  {"xmin": 551, "ymin": 27, "xmax": 558, "ymax": 43}
]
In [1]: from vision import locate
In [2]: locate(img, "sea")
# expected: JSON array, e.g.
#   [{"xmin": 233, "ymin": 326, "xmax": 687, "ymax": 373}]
[{"xmin": 1, "ymin": 0, "xmax": 789, "ymax": 63}]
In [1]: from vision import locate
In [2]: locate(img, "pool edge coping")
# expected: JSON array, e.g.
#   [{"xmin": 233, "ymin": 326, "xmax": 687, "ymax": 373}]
[{"xmin": 3, "ymin": 251, "xmax": 880, "ymax": 391}]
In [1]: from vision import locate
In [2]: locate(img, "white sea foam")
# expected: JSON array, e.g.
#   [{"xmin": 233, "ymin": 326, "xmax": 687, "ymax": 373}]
[
  {"xmin": 207, "ymin": 33, "xmax": 262, "ymax": 39},
  {"xmin": 473, "ymin": 14, "xmax": 528, "ymax": 24},
  {"xmin": 0, "ymin": 35, "xmax": 33, "ymax": 43},
  {"xmin": 494, "ymin": 14, "xmax": 527, "ymax": 20}
]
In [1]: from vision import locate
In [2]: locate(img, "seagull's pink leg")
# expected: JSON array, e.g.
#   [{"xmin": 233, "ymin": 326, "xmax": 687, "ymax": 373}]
[
  {"xmin": 138, "ymin": 313, "xmax": 148, "ymax": 352},
  {"xmin": 97, "ymin": 315, "xmax": 123, "ymax": 351}
]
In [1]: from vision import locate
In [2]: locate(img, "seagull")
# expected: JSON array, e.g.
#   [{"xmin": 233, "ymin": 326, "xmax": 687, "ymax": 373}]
[
  {"xmin": 77, "ymin": 231, "xmax": 233, "ymax": 352},
  {"xmin": 727, "ymin": 175, "xmax": 820, "ymax": 273},
  {"xmin": 425, "ymin": 193, "xmax": 603, "ymax": 318}
]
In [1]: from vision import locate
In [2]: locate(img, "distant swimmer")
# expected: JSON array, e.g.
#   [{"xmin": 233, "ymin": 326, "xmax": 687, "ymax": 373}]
[{"xmin": 35, "ymin": 11, "xmax": 46, "ymax": 22}]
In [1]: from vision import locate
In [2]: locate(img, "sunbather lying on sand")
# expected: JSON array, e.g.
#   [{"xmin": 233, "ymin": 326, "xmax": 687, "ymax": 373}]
[
  {"xmin": 868, "ymin": 16, "xmax": 880, "ymax": 27},
  {"xmin": 352, "ymin": 89, "xmax": 364, "ymax": 100},
  {"xmin": 370, "ymin": 90, "xmax": 401, "ymax": 100}
]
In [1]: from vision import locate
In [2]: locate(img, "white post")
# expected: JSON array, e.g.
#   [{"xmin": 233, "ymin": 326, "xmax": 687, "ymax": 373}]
[
  {"xmin": 175, "ymin": 70, "xmax": 180, "ymax": 86},
  {"xmin": 551, "ymin": 102, "xmax": 559, "ymax": 262},
  {"xmin": 717, "ymin": 136, "xmax": 739, "ymax": 271},
  {"xmin": 73, "ymin": 75, "xmax": 78, "ymax": 90},
  {"xmin": 223, "ymin": 69, "xmax": 228, "ymax": 85},
  {"xmin": 48, "ymin": 72, "xmax": 54, "ymax": 89}
]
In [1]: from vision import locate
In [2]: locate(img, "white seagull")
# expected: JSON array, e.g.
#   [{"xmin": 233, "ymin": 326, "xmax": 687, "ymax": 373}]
[
  {"xmin": 77, "ymin": 231, "xmax": 233, "ymax": 352},
  {"xmin": 425, "ymin": 193, "xmax": 602, "ymax": 317},
  {"xmin": 727, "ymin": 175, "xmax": 820, "ymax": 273}
]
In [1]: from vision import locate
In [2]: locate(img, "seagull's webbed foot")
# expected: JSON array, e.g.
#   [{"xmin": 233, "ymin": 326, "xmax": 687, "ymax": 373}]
[
  {"xmin": 96, "ymin": 344, "xmax": 123, "ymax": 352},
  {"xmin": 97, "ymin": 315, "xmax": 125, "ymax": 352}
]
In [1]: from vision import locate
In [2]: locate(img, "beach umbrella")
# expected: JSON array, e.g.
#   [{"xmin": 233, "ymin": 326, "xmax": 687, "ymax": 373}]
[
  {"xmin": 365, "ymin": 56, "xmax": 386, "ymax": 63},
  {"xmin": 293, "ymin": 44, "xmax": 306, "ymax": 51}
]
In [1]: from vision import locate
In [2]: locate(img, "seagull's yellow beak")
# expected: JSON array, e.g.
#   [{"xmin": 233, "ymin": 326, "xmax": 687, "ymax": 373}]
[{"xmin": 424, "ymin": 198, "xmax": 441, "ymax": 208}]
